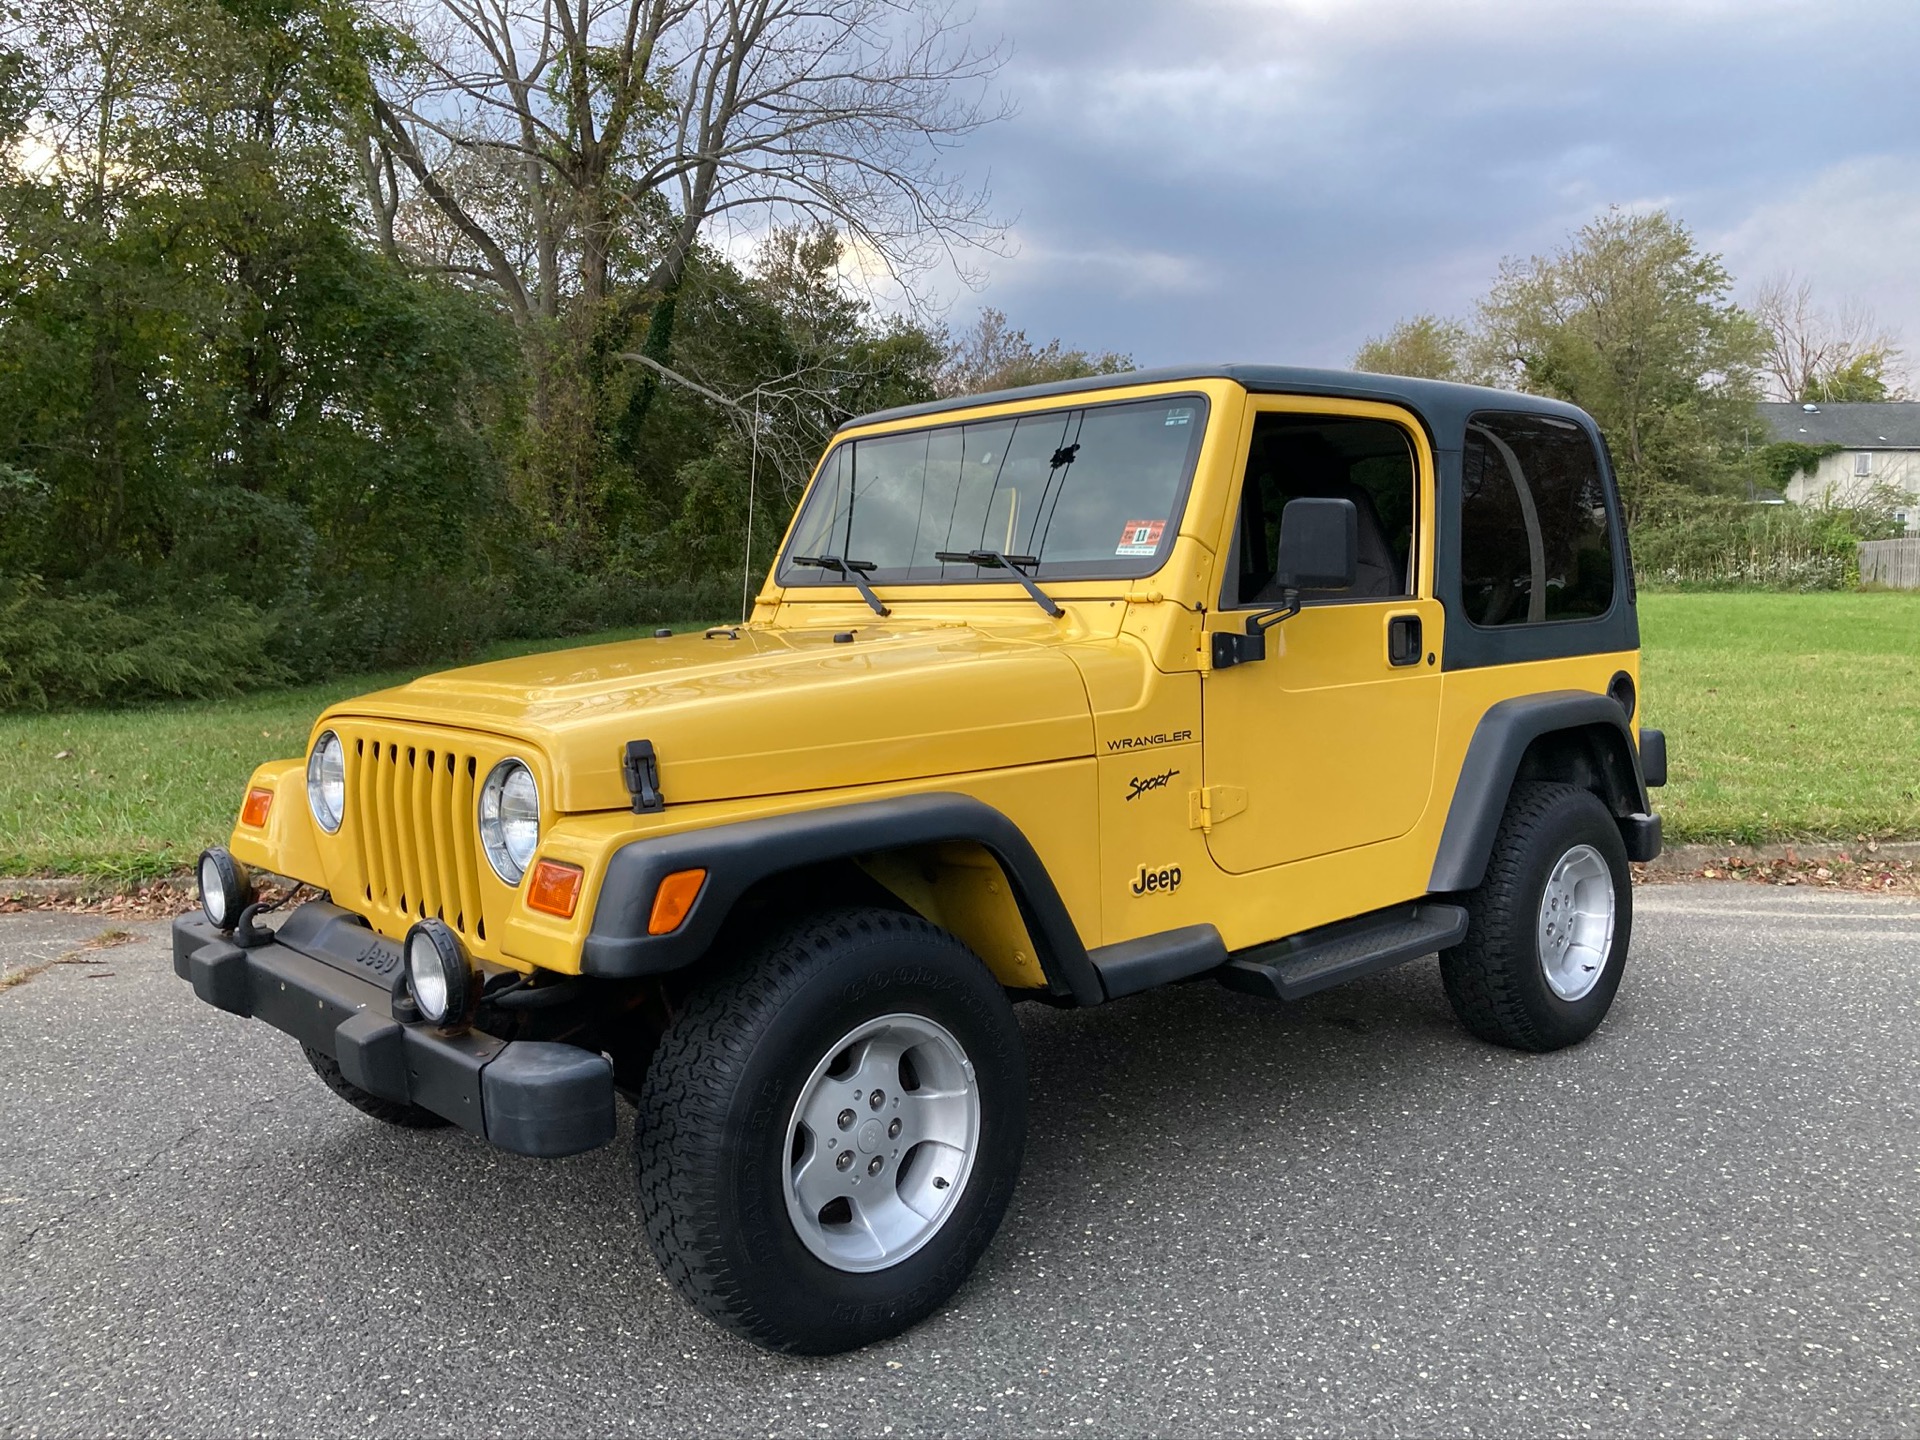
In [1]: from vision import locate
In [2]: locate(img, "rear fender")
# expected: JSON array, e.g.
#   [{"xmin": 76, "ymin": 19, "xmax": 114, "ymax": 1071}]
[{"xmin": 1430, "ymin": 691, "xmax": 1655, "ymax": 893}]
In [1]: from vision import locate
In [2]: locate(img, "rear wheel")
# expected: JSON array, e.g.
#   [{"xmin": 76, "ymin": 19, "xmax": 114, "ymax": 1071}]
[
  {"xmin": 1440, "ymin": 782, "xmax": 1632, "ymax": 1052},
  {"xmin": 302, "ymin": 1045, "xmax": 448, "ymax": 1128},
  {"xmin": 636, "ymin": 906, "xmax": 1026, "ymax": 1354}
]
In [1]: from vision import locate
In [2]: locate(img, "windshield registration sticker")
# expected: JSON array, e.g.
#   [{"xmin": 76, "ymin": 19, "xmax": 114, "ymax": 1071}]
[{"xmin": 1116, "ymin": 520, "xmax": 1166, "ymax": 557}]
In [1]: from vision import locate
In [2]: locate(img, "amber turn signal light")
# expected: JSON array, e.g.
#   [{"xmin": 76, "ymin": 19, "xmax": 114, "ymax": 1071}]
[
  {"xmin": 240, "ymin": 787, "xmax": 274, "ymax": 828},
  {"xmin": 647, "ymin": 868, "xmax": 707, "ymax": 935},
  {"xmin": 526, "ymin": 859, "xmax": 584, "ymax": 919}
]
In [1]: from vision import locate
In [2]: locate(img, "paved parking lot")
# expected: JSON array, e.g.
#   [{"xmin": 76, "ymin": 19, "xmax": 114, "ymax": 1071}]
[{"xmin": 3, "ymin": 883, "xmax": 1917, "ymax": 1438}]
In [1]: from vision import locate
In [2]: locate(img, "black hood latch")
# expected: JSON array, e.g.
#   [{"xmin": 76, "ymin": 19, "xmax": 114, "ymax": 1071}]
[{"xmin": 622, "ymin": 740, "xmax": 664, "ymax": 813}]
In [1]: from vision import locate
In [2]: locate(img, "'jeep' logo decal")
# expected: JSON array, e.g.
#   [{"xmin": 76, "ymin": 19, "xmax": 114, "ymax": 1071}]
[
  {"xmin": 1126, "ymin": 768, "xmax": 1179, "ymax": 801},
  {"xmin": 1131, "ymin": 864, "xmax": 1182, "ymax": 896}
]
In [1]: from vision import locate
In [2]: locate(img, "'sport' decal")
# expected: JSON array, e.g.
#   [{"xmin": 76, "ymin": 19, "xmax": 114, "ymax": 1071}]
[{"xmin": 1126, "ymin": 768, "xmax": 1180, "ymax": 802}]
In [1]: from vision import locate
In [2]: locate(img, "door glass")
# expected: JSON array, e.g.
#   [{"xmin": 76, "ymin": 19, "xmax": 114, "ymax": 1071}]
[{"xmin": 1230, "ymin": 413, "xmax": 1417, "ymax": 605}]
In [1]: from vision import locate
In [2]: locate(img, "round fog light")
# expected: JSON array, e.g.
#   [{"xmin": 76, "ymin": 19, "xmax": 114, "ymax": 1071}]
[
  {"xmin": 404, "ymin": 919, "xmax": 472, "ymax": 1025},
  {"xmin": 198, "ymin": 847, "xmax": 254, "ymax": 931}
]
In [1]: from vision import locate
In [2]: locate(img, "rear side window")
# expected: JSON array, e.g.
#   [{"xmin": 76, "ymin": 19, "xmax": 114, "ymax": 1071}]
[{"xmin": 1459, "ymin": 413, "xmax": 1616, "ymax": 626}]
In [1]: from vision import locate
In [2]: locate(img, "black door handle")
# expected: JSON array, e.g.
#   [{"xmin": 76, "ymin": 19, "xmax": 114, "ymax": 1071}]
[{"xmin": 1388, "ymin": 614, "xmax": 1422, "ymax": 667}]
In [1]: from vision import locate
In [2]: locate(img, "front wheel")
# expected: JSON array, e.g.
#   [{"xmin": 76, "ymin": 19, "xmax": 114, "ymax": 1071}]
[
  {"xmin": 1440, "ymin": 782, "xmax": 1633, "ymax": 1052},
  {"xmin": 636, "ymin": 907, "xmax": 1027, "ymax": 1354}
]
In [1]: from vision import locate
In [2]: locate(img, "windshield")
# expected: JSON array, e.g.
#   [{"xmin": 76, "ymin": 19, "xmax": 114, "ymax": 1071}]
[{"xmin": 778, "ymin": 394, "xmax": 1209, "ymax": 586}]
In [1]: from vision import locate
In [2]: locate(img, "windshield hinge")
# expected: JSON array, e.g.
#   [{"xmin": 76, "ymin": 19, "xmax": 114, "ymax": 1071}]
[
  {"xmin": 622, "ymin": 739, "xmax": 664, "ymax": 813},
  {"xmin": 1188, "ymin": 784, "xmax": 1248, "ymax": 832}
]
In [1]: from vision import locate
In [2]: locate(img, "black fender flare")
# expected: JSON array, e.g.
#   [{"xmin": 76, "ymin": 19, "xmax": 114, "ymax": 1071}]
[
  {"xmin": 1428, "ymin": 691, "xmax": 1655, "ymax": 894},
  {"xmin": 580, "ymin": 792, "xmax": 1106, "ymax": 1004}
]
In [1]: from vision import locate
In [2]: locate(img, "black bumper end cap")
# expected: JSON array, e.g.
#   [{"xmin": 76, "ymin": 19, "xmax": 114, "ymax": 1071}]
[
  {"xmin": 189, "ymin": 939, "xmax": 251, "ymax": 1015},
  {"xmin": 1621, "ymin": 812, "xmax": 1662, "ymax": 863},
  {"xmin": 482, "ymin": 1043, "xmax": 615, "ymax": 1158}
]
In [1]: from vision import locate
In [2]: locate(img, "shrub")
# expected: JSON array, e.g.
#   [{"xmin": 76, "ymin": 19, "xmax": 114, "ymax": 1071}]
[
  {"xmin": 1631, "ymin": 490, "xmax": 1902, "ymax": 591},
  {"xmin": 0, "ymin": 579, "xmax": 287, "ymax": 709}
]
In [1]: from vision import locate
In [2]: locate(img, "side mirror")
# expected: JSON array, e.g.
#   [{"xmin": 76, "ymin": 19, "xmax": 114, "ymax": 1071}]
[
  {"xmin": 1273, "ymin": 496, "xmax": 1358, "ymax": 591},
  {"xmin": 1210, "ymin": 496, "xmax": 1360, "ymax": 671}
]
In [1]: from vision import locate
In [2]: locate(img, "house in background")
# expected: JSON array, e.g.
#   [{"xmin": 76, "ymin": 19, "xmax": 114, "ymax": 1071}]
[{"xmin": 1757, "ymin": 401, "xmax": 1920, "ymax": 532}]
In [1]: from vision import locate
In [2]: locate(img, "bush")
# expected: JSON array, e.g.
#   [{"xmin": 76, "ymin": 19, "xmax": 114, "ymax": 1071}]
[
  {"xmin": 0, "ymin": 579, "xmax": 287, "ymax": 709},
  {"xmin": 1631, "ymin": 492, "xmax": 1901, "ymax": 591}
]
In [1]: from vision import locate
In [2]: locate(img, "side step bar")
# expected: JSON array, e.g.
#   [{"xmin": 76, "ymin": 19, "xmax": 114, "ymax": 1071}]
[{"xmin": 1217, "ymin": 902, "xmax": 1469, "ymax": 1002}]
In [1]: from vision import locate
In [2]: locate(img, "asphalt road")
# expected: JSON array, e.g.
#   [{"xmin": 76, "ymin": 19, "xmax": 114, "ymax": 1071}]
[{"xmin": 3, "ymin": 883, "xmax": 1917, "ymax": 1439}]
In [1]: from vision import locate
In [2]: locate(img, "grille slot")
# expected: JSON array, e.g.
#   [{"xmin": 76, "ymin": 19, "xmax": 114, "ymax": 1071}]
[{"xmin": 346, "ymin": 731, "xmax": 484, "ymax": 939}]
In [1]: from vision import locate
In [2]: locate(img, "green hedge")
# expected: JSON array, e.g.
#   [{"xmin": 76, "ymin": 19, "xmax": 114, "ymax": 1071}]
[{"xmin": 1631, "ymin": 497, "xmax": 1898, "ymax": 591}]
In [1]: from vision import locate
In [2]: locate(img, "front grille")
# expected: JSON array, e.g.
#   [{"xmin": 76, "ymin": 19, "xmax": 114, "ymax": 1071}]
[{"xmin": 344, "ymin": 730, "xmax": 487, "ymax": 942}]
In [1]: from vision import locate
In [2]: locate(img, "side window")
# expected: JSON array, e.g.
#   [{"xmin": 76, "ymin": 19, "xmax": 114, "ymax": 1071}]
[
  {"xmin": 1460, "ymin": 413, "xmax": 1616, "ymax": 627},
  {"xmin": 1231, "ymin": 412, "xmax": 1416, "ymax": 605}
]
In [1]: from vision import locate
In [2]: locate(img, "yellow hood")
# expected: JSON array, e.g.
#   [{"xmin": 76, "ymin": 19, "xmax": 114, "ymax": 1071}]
[{"xmin": 321, "ymin": 623, "xmax": 1096, "ymax": 813}]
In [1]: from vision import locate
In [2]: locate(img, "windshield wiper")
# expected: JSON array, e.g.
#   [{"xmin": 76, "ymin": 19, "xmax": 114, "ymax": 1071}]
[
  {"xmin": 933, "ymin": 549, "xmax": 1063, "ymax": 617},
  {"xmin": 792, "ymin": 554, "xmax": 890, "ymax": 616}
]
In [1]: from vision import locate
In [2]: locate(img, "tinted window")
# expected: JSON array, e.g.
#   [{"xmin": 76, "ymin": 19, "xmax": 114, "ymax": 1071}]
[
  {"xmin": 1230, "ymin": 413, "xmax": 1417, "ymax": 605},
  {"xmin": 1459, "ymin": 413, "xmax": 1616, "ymax": 626},
  {"xmin": 781, "ymin": 396, "xmax": 1208, "ymax": 585}
]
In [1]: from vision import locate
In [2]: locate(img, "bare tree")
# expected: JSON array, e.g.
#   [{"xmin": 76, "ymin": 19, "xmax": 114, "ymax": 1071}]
[
  {"xmin": 1753, "ymin": 272, "xmax": 1906, "ymax": 403},
  {"xmin": 366, "ymin": 0, "xmax": 1010, "ymax": 328},
  {"xmin": 936, "ymin": 308, "xmax": 1130, "ymax": 397}
]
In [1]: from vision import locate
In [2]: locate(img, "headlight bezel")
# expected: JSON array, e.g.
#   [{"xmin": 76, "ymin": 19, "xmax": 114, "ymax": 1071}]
[
  {"xmin": 478, "ymin": 757, "xmax": 540, "ymax": 885},
  {"xmin": 306, "ymin": 729, "xmax": 346, "ymax": 834}
]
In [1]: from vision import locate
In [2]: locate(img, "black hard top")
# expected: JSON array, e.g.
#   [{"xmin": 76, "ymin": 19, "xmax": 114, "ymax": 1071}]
[{"xmin": 841, "ymin": 364, "xmax": 1593, "ymax": 443}]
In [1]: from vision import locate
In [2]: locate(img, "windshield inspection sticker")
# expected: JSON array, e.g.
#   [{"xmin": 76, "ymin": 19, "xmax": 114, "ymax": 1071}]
[
  {"xmin": 1165, "ymin": 407, "xmax": 1194, "ymax": 426},
  {"xmin": 1116, "ymin": 519, "xmax": 1165, "ymax": 556}
]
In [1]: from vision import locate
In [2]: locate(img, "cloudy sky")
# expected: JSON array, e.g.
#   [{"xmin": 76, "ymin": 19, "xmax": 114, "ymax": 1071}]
[{"xmin": 926, "ymin": 0, "xmax": 1920, "ymax": 377}]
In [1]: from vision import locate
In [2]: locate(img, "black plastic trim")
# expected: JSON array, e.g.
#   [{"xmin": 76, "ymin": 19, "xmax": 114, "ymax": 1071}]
[
  {"xmin": 1429, "ymin": 691, "xmax": 1655, "ymax": 893},
  {"xmin": 1620, "ymin": 813, "xmax": 1663, "ymax": 863},
  {"xmin": 582, "ymin": 793, "xmax": 1106, "ymax": 1005},
  {"xmin": 1639, "ymin": 727, "xmax": 1667, "ymax": 788},
  {"xmin": 1219, "ymin": 902, "xmax": 1469, "ymax": 1002},
  {"xmin": 1088, "ymin": 924, "xmax": 1227, "ymax": 999},
  {"xmin": 171, "ymin": 910, "xmax": 614, "ymax": 1157}
]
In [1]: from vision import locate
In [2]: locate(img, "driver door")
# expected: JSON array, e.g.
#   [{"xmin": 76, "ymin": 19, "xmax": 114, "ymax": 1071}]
[{"xmin": 1200, "ymin": 397, "xmax": 1445, "ymax": 875}]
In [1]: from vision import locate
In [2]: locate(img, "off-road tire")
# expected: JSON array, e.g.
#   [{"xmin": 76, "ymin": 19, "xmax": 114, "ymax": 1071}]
[
  {"xmin": 636, "ymin": 906, "xmax": 1027, "ymax": 1355},
  {"xmin": 1440, "ymin": 782, "xmax": 1632, "ymax": 1052},
  {"xmin": 302, "ymin": 1045, "xmax": 449, "ymax": 1128}
]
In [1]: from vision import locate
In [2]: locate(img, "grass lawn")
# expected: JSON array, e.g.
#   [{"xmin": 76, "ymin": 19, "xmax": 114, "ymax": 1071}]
[
  {"xmin": 0, "ymin": 625, "xmax": 710, "ymax": 882},
  {"xmin": 3, "ymin": 594, "xmax": 1917, "ymax": 881},
  {"xmin": 1638, "ymin": 591, "xmax": 1920, "ymax": 845}
]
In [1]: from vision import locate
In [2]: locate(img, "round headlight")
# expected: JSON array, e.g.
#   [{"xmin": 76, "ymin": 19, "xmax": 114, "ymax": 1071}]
[
  {"xmin": 307, "ymin": 730, "xmax": 345, "ymax": 834},
  {"xmin": 197, "ymin": 846, "xmax": 254, "ymax": 931},
  {"xmin": 478, "ymin": 758, "xmax": 539, "ymax": 885},
  {"xmin": 404, "ymin": 919, "xmax": 471, "ymax": 1025}
]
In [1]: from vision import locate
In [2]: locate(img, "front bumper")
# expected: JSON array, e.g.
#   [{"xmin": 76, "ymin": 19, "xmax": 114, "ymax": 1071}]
[{"xmin": 173, "ymin": 902, "xmax": 614, "ymax": 1158}]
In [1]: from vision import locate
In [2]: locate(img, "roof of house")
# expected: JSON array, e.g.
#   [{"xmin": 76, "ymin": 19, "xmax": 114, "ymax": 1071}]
[
  {"xmin": 1757, "ymin": 401, "xmax": 1920, "ymax": 449},
  {"xmin": 841, "ymin": 363, "xmax": 1591, "ymax": 435}
]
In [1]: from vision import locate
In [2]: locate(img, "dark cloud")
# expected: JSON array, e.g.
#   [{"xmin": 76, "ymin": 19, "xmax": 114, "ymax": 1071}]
[{"xmin": 938, "ymin": 0, "xmax": 1920, "ymax": 371}]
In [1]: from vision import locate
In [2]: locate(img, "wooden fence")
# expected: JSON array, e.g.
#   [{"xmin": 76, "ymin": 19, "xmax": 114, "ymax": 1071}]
[{"xmin": 1860, "ymin": 538, "xmax": 1920, "ymax": 589}]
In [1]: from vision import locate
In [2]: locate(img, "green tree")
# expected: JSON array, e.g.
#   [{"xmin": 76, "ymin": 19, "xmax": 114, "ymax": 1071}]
[
  {"xmin": 1478, "ymin": 208, "xmax": 1767, "ymax": 522},
  {"xmin": 1352, "ymin": 314, "xmax": 1481, "ymax": 383}
]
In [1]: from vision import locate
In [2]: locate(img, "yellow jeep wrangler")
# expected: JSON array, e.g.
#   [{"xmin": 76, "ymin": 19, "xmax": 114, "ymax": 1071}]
[{"xmin": 175, "ymin": 366, "xmax": 1666, "ymax": 1353}]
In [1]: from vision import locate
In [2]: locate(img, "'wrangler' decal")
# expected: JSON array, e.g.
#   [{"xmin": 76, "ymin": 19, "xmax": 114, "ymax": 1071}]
[{"xmin": 1106, "ymin": 729, "xmax": 1192, "ymax": 753}]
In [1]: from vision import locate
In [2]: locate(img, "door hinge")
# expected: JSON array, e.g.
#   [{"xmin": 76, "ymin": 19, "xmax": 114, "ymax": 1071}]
[{"xmin": 1188, "ymin": 784, "xmax": 1248, "ymax": 832}]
